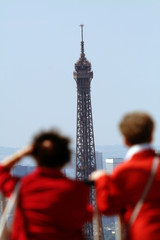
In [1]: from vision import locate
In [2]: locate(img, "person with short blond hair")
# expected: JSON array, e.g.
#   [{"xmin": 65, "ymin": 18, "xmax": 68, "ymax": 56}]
[{"xmin": 90, "ymin": 111, "xmax": 160, "ymax": 240}]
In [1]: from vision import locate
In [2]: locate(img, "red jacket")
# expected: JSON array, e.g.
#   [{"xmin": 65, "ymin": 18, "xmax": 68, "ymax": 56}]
[
  {"xmin": 0, "ymin": 166, "xmax": 93, "ymax": 240},
  {"xmin": 95, "ymin": 148, "xmax": 160, "ymax": 240}
]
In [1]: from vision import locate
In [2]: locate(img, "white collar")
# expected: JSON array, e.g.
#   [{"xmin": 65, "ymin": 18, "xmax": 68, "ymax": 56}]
[{"xmin": 124, "ymin": 143, "xmax": 153, "ymax": 162}]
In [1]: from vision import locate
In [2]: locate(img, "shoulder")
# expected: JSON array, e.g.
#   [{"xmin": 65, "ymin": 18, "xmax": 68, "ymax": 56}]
[{"xmin": 113, "ymin": 150, "xmax": 156, "ymax": 177}]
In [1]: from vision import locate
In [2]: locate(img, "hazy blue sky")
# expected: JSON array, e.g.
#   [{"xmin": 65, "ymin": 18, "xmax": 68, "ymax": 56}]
[{"xmin": 0, "ymin": 0, "xmax": 160, "ymax": 148}]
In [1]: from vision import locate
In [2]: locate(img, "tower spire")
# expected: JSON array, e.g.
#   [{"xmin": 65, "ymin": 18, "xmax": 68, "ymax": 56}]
[
  {"xmin": 80, "ymin": 24, "xmax": 85, "ymax": 56},
  {"xmin": 74, "ymin": 25, "xmax": 91, "ymax": 74}
]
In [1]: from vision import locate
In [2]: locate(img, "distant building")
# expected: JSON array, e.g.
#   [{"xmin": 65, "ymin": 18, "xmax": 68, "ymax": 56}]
[
  {"xmin": 105, "ymin": 158, "xmax": 114, "ymax": 174},
  {"xmin": 96, "ymin": 151, "xmax": 103, "ymax": 170},
  {"xmin": 113, "ymin": 158, "xmax": 123, "ymax": 168},
  {"xmin": 105, "ymin": 158, "xmax": 123, "ymax": 173}
]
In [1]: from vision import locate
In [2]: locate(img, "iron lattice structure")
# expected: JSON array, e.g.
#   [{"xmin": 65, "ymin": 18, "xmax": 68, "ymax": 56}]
[
  {"xmin": 74, "ymin": 27, "xmax": 96, "ymax": 181},
  {"xmin": 73, "ymin": 25, "xmax": 104, "ymax": 240}
]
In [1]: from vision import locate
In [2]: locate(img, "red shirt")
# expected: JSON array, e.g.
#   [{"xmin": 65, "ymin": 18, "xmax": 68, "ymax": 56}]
[
  {"xmin": 0, "ymin": 166, "xmax": 93, "ymax": 240},
  {"xmin": 95, "ymin": 149, "xmax": 160, "ymax": 240}
]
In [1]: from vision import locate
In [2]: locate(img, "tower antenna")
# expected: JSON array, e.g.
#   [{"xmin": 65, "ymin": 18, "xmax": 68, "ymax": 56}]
[
  {"xmin": 80, "ymin": 24, "xmax": 84, "ymax": 42},
  {"xmin": 80, "ymin": 24, "xmax": 85, "ymax": 55}
]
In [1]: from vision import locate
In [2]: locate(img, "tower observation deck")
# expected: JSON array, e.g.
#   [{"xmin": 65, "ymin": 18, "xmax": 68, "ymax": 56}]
[{"xmin": 73, "ymin": 25, "xmax": 104, "ymax": 240}]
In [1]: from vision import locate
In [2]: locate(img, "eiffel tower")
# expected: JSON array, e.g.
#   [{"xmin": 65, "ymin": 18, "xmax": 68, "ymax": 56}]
[{"xmin": 73, "ymin": 25, "xmax": 104, "ymax": 240}]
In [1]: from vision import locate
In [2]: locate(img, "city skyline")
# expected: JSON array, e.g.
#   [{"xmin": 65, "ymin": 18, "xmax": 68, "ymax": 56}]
[{"xmin": 1, "ymin": 0, "xmax": 160, "ymax": 148}]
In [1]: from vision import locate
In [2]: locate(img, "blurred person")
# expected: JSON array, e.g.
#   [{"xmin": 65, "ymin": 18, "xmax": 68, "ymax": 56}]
[
  {"xmin": 90, "ymin": 111, "xmax": 160, "ymax": 240},
  {"xmin": 0, "ymin": 130, "xmax": 93, "ymax": 240}
]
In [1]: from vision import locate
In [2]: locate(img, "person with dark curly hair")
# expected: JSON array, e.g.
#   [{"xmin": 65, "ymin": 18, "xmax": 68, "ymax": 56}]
[{"xmin": 0, "ymin": 130, "xmax": 93, "ymax": 240}]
